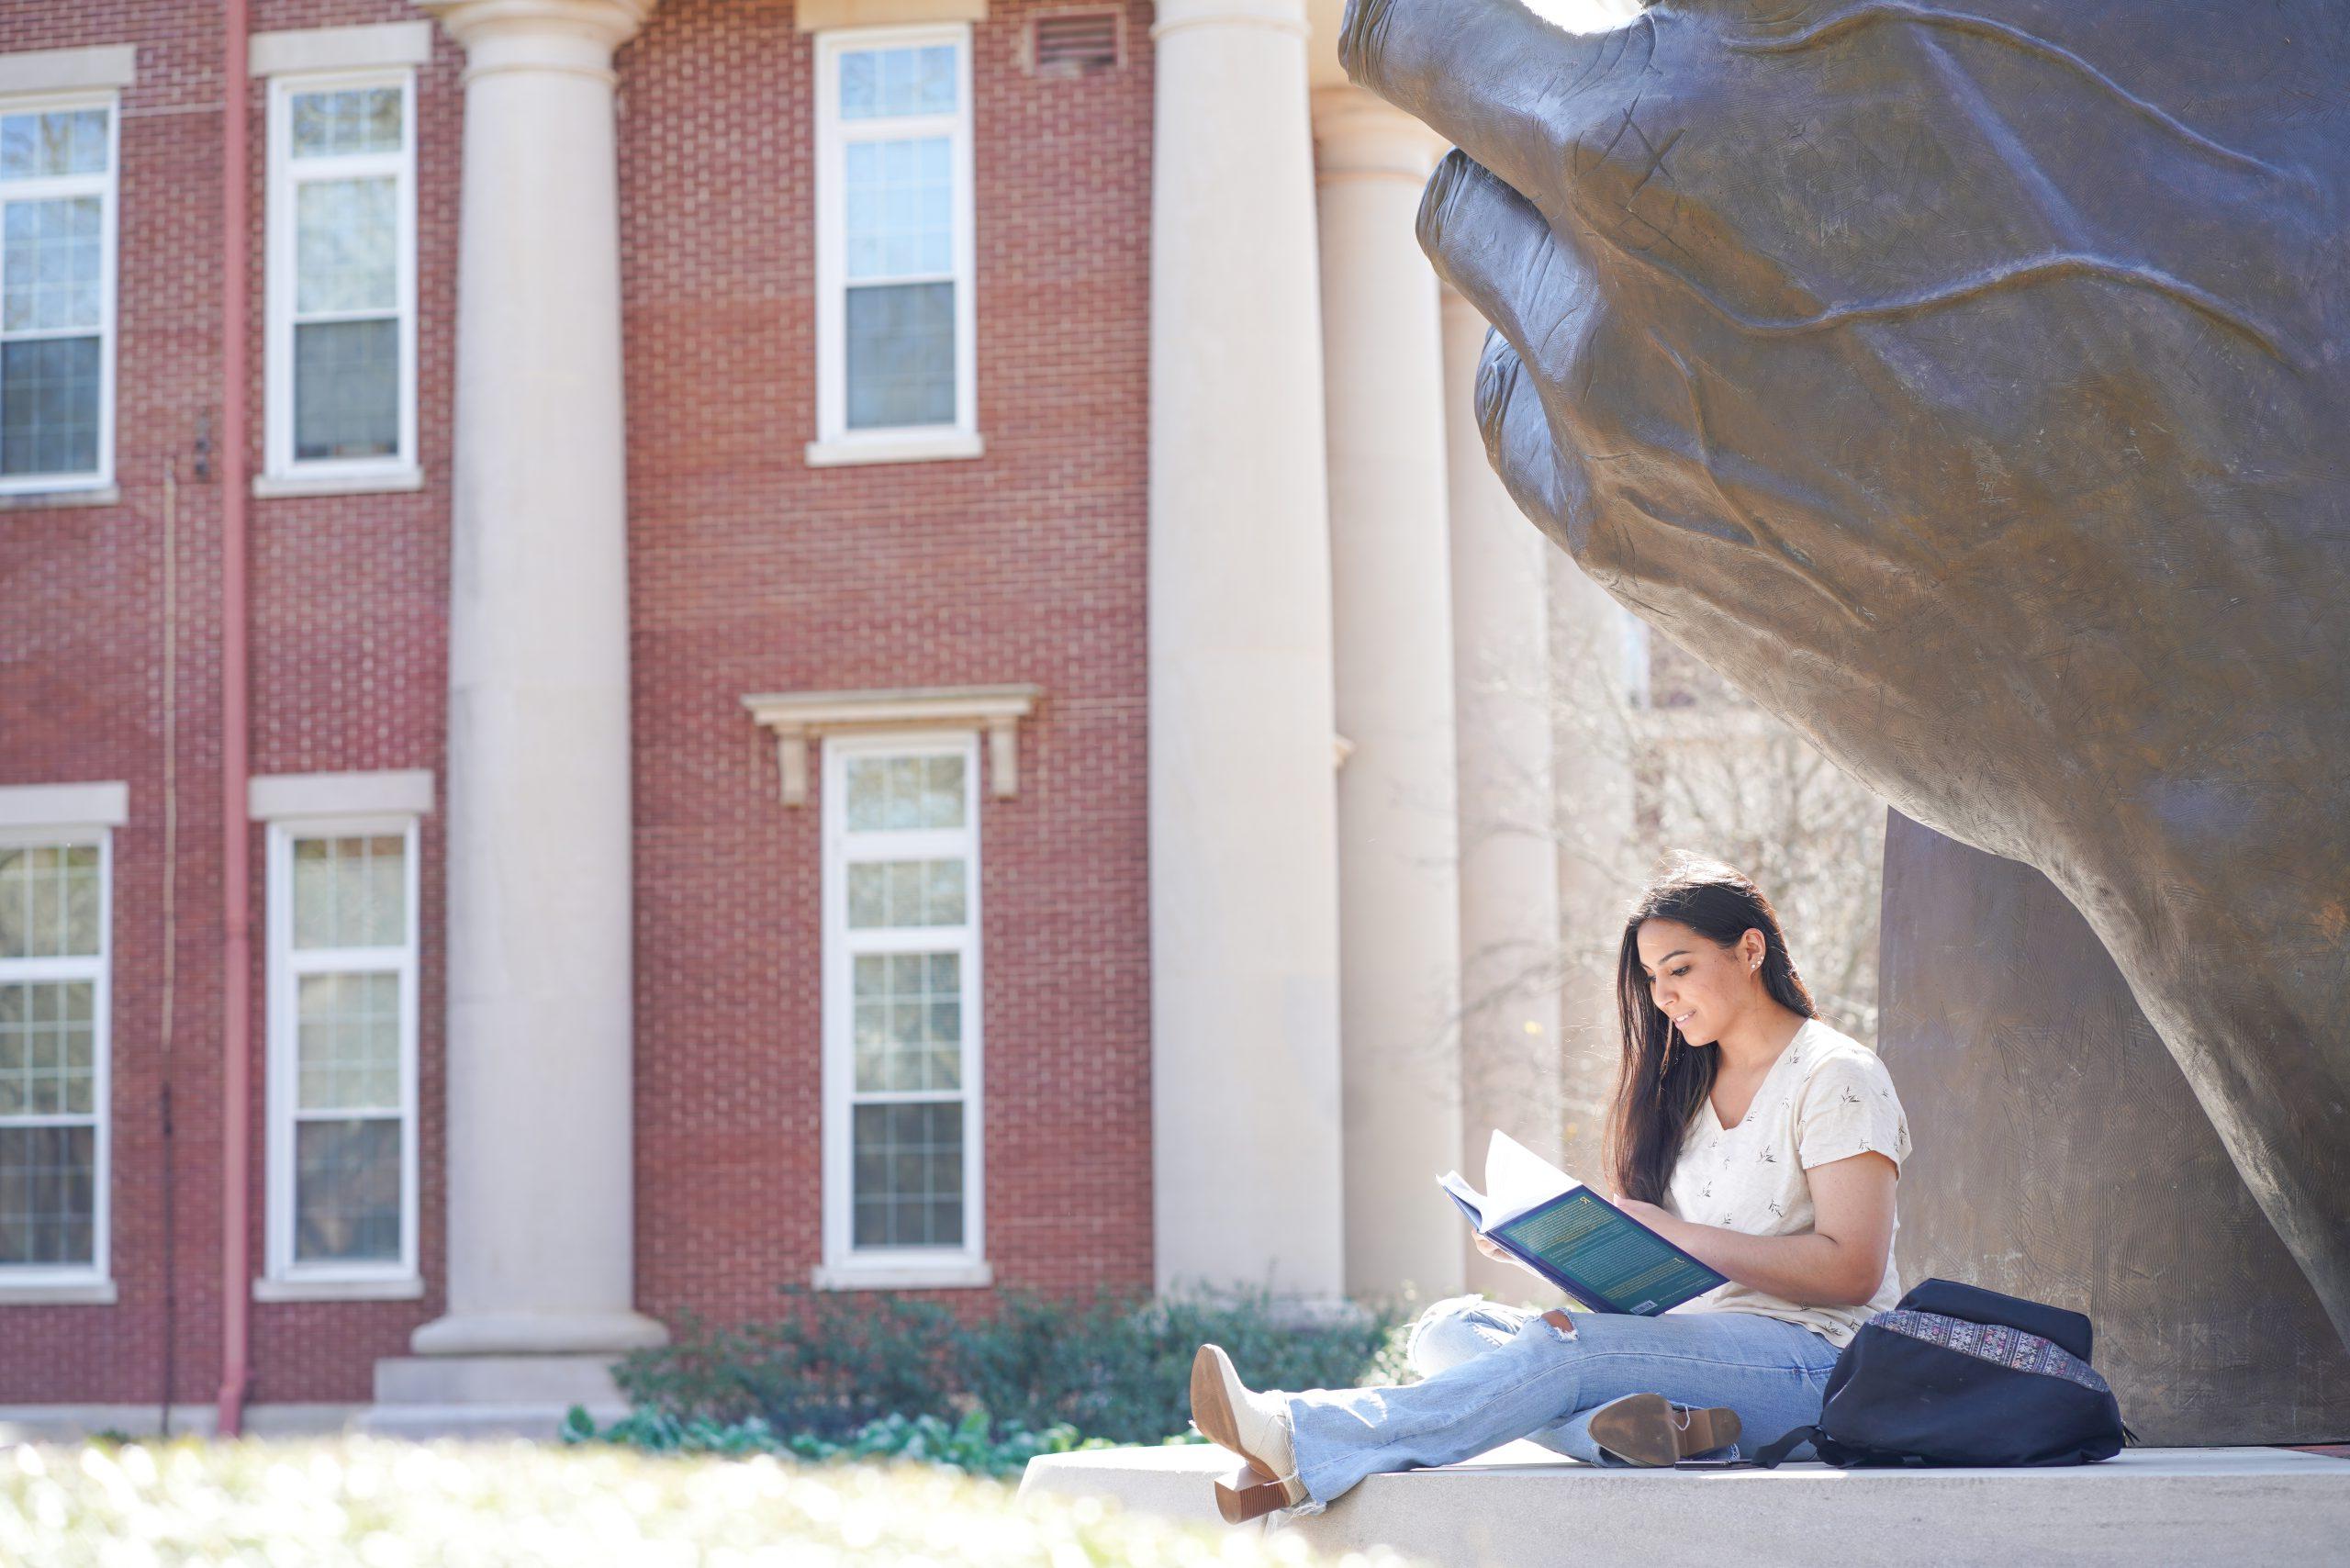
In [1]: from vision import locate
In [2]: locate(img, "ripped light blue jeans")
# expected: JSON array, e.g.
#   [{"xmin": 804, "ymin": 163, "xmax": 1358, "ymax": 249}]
[{"xmin": 1281, "ymin": 1295, "xmax": 1841, "ymax": 1510}]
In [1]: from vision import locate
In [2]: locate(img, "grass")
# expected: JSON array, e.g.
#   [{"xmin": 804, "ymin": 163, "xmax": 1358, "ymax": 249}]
[{"xmin": 0, "ymin": 1433, "xmax": 1421, "ymax": 1567}]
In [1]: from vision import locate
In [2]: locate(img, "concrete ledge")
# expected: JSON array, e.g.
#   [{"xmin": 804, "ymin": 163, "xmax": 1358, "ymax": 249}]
[
  {"xmin": 1020, "ymin": 1440, "xmax": 2350, "ymax": 1568},
  {"xmin": 355, "ymin": 1402, "xmax": 626, "ymax": 1440},
  {"xmin": 0, "ymin": 1405, "xmax": 364, "ymax": 1441}
]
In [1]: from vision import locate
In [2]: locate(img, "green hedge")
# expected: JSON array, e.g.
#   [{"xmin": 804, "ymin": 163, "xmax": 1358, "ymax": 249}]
[
  {"xmin": 610, "ymin": 1286, "xmax": 1418, "ymax": 1447},
  {"xmin": 0, "ymin": 1437, "xmax": 1426, "ymax": 1566}
]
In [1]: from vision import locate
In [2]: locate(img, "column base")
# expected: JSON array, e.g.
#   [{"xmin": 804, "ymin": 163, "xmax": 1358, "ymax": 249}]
[
  {"xmin": 365, "ymin": 1351, "xmax": 642, "ymax": 1439},
  {"xmin": 408, "ymin": 1308, "xmax": 670, "ymax": 1359}
]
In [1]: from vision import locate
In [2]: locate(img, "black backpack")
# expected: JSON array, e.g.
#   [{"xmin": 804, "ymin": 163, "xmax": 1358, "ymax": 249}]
[{"xmin": 1753, "ymin": 1278, "xmax": 2136, "ymax": 1467}]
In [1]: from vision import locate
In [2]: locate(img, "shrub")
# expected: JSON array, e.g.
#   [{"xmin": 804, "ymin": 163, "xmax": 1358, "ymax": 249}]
[{"xmin": 611, "ymin": 1286, "xmax": 1417, "ymax": 1447}]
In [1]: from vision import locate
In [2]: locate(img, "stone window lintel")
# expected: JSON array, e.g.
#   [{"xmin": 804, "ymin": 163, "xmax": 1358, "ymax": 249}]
[{"xmin": 742, "ymin": 683, "xmax": 1041, "ymax": 806}]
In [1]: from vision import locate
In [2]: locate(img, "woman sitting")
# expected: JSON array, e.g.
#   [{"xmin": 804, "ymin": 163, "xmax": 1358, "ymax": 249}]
[{"xmin": 1191, "ymin": 855, "xmax": 1912, "ymax": 1520}]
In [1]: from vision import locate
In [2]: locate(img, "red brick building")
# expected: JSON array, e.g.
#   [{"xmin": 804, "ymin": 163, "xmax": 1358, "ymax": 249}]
[{"xmin": 0, "ymin": 0, "xmax": 1610, "ymax": 1432}]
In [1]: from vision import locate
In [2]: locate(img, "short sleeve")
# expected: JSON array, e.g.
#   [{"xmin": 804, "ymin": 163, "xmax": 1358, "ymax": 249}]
[{"xmin": 1796, "ymin": 1048, "xmax": 1911, "ymax": 1172}]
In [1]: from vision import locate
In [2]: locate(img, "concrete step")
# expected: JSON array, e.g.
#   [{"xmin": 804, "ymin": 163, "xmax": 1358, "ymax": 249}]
[
  {"xmin": 1018, "ymin": 1439, "xmax": 2350, "ymax": 1567},
  {"xmin": 373, "ymin": 1354, "xmax": 624, "ymax": 1407},
  {"xmin": 364, "ymin": 1354, "xmax": 631, "ymax": 1439}
]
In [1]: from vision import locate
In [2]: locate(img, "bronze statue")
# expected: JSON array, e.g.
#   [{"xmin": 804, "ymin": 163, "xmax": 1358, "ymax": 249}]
[{"xmin": 1345, "ymin": 0, "xmax": 2350, "ymax": 1346}]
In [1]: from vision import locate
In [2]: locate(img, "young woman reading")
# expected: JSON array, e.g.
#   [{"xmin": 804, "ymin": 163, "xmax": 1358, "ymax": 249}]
[{"xmin": 1189, "ymin": 855, "xmax": 1912, "ymax": 1521}]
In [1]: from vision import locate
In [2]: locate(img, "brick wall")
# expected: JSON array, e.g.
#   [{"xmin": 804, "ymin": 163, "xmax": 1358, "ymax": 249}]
[
  {"xmin": 0, "ymin": 0, "xmax": 460, "ymax": 1410},
  {"xmin": 621, "ymin": 0, "xmax": 1158, "ymax": 1325},
  {"xmin": 0, "ymin": 0, "xmax": 1156, "ymax": 1407}
]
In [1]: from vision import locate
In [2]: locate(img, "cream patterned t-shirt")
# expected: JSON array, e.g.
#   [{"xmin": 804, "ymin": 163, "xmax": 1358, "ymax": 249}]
[{"xmin": 1662, "ymin": 1017, "xmax": 1911, "ymax": 1349}]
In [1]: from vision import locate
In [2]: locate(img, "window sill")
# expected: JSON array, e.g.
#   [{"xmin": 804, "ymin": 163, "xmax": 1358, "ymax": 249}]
[
  {"xmin": 811, "ymin": 1260, "xmax": 994, "ymax": 1292},
  {"xmin": 0, "ymin": 1279, "xmax": 118, "ymax": 1305},
  {"xmin": 0, "ymin": 485, "xmax": 118, "ymax": 511},
  {"xmin": 253, "ymin": 466, "xmax": 425, "ymax": 499},
  {"xmin": 252, "ymin": 1273, "xmax": 425, "ymax": 1303},
  {"xmin": 804, "ymin": 431, "xmax": 985, "ymax": 468}
]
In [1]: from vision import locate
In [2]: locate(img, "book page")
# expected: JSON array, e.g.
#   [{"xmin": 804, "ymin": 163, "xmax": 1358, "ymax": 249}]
[
  {"xmin": 1437, "ymin": 1170, "xmax": 1487, "ymax": 1230},
  {"xmin": 1481, "ymin": 1129, "xmax": 1579, "ymax": 1228}
]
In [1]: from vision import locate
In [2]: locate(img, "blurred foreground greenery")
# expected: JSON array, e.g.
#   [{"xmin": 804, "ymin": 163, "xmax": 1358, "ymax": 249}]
[
  {"xmin": 0, "ymin": 1434, "xmax": 1422, "ymax": 1567},
  {"xmin": 563, "ymin": 1402, "xmax": 1136, "ymax": 1477}
]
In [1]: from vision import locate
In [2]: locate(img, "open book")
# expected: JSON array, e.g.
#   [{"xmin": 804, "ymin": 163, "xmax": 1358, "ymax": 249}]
[{"xmin": 1439, "ymin": 1130, "xmax": 1727, "ymax": 1316}]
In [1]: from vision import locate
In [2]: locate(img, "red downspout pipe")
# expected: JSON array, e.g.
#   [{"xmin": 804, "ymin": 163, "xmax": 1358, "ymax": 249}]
[{"xmin": 216, "ymin": 0, "xmax": 253, "ymax": 1439}]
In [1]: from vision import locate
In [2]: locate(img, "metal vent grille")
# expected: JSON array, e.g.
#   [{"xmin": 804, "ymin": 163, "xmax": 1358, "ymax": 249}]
[{"xmin": 1029, "ymin": 10, "xmax": 1122, "ymax": 76}]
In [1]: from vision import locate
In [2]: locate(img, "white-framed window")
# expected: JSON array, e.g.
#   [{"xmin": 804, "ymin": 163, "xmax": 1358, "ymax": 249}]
[
  {"xmin": 263, "ymin": 69, "xmax": 419, "ymax": 491},
  {"xmin": 263, "ymin": 816, "xmax": 420, "ymax": 1294},
  {"xmin": 809, "ymin": 24, "xmax": 980, "ymax": 467},
  {"xmin": 817, "ymin": 732, "xmax": 988, "ymax": 1288},
  {"xmin": 0, "ymin": 828, "xmax": 111, "ymax": 1290},
  {"xmin": 0, "ymin": 94, "xmax": 118, "ymax": 493}
]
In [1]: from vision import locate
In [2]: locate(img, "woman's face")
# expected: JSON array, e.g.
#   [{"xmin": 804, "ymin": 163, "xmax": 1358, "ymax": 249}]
[{"xmin": 1635, "ymin": 918, "xmax": 1761, "ymax": 1048}]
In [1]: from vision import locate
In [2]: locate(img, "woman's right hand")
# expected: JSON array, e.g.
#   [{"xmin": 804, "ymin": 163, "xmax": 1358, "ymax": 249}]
[{"xmin": 1473, "ymin": 1234, "xmax": 1513, "ymax": 1265}]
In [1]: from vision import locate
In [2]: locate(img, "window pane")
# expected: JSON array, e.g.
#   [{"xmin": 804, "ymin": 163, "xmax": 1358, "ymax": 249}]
[
  {"xmin": 0, "ymin": 110, "xmax": 106, "ymax": 180},
  {"xmin": 0, "ymin": 844, "xmax": 101, "ymax": 958},
  {"xmin": 0, "ymin": 980, "xmax": 96, "ymax": 1118},
  {"xmin": 851, "ymin": 949, "xmax": 961, "ymax": 1093},
  {"xmin": 843, "ymin": 136, "xmax": 950, "ymax": 283},
  {"xmin": 294, "ymin": 318, "xmax": 398, "ymax": 460},
  {"xmin": 294, "ymin": 1116, "xmax": 401, "ymax": 1262},
  {"xmin": 0, "ymin": 1125, "xmax": 95, "ymax": 1267},
  {"xmin": 3, "ymin": 196, "xmax": 101, "ymax": 332},
  {"xmin": 850, "ymin": 1102, "xmax": 963, "ymax": 1249},
  {"xmin": 845, "ymin": 283, "xmax": 954, "ymax": 430},
  {"xmin": 63, "ymin": 844, "xmax": 100, "ymax": 953},
  {"xmin": 839, "ymin": 44, "xmax": 957, "ymax": 120},
  {"xmin": 290, "ymin": 88, "xmax": 402, "ymax": 158},
  {"xmin": 293, "ymin": 834, "xmax": 407, "ymax": 950},
  {"xmin": 845, "ymin": 858, "xmax": 967, "ymax": 930},
  {"xmin": 296, "ymin": 176, "xmax": 397, "ymax": 315},
  {"xmin": 0, "ymin": 335, "xmax": 99, "ymax": 476},
  {"xmin": 844, "ymin": 754, "xmax": 966, "ymax": 832},
  {"xmin": 297, "ymin": 972, "xmax": 401, "ymax": 1112}
]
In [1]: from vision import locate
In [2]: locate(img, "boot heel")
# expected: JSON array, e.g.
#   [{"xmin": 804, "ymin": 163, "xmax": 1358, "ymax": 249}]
[{"xmin": 1214, "ymin": 1465, "xmax": 1307, "ymax": 1524}]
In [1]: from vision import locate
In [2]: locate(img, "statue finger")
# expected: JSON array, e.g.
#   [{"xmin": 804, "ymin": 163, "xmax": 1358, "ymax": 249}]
[
  {"xmin": 1474, "ymin": 330, "xmax": 1589, "ymax": 551},
  {"xmin": 1339, "ymin": 0, "xmax": 1639, "ymax": 208},
  {"xmin": 1417, "ymin": 150, "xmax": 1561, "ymax": 366}
]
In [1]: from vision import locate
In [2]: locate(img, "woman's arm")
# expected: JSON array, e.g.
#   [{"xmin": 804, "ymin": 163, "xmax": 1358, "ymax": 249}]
[{"xmin": 1617, "ymin": 1151, "xmax": 1899, "ymax": 1307}]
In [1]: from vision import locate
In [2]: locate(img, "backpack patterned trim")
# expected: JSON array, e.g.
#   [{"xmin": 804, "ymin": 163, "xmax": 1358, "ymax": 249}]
[{"xmin": 1872, "ymin": 1308, "xmax": 2113, "ymax": 1394}]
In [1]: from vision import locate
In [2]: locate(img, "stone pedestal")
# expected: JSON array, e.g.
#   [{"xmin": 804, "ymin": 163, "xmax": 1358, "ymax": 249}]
[
  {"xmin": 1146, "ymin": 0, "xmax": 1348, "ymax": 1303},
  {"xmin": 1877, "ymin": 810, "xmax": 2350, "ymax": 1441},
  {"xmin": 408, "ymin": 0, "xmax": 667, "ymax": 1397},
  {"xmin": 1313, "ymin": 85, "xmax": 1463, "ymax": 1301}
]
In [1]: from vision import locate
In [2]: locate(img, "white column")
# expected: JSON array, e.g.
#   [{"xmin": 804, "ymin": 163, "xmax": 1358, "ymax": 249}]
[
  {"xmin": 1314, "ymin": 85, "xmax": 1464, "ymax": 1300},
  {"xmin": 410, "ymin": 0, "xmax": 665, "ymax": 1365},
  {"xmin": 1550, "ymin": 554, "xmax": 1639, "ymax": 1184},
  {"xmin": 1147, "ymin": 0, "xmax": 1348, "ymax": 1302},
  {"xmin": 1439, "ymin": 286, "xmax": 1568, "ymax": 1300}
]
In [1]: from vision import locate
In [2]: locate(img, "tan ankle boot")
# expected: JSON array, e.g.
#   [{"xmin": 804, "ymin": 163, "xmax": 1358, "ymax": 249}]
[
  {"xmin": 1189, "ymin": 1344, "xmax": 1308, "ymax": 1520},
  {"xmin": 1585, "ymin": 1393, "xmax": 1741, "ymax": 1467}
]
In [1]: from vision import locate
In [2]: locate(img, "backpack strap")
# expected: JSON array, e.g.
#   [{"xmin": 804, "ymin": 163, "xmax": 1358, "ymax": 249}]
[{"xmin": 1751, "ymin": 1424, "xmax": 1818, "ymax": 1469}]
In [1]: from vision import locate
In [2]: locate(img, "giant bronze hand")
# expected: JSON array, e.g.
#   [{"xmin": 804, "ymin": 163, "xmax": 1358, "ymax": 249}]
[{"xmin": 1347, "ymin": 0, "xmax": 2350, "ymax": 1340}]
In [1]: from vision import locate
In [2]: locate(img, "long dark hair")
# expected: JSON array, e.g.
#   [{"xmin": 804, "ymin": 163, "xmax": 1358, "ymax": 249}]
[{"xmin": 1608, "ymin": 853, "xmax": 1817, "ymax": 1204}]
